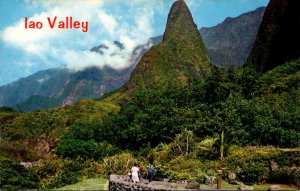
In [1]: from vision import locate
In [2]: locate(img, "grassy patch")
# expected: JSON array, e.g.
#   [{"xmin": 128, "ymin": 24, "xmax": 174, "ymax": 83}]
[{"xmin": 56, "ymin": 178, "xmax": 108, "ymax": 190}]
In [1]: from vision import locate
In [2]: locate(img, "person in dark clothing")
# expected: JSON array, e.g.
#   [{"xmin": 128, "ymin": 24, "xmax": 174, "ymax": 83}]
[{"xmin": 147, "ymin": 165, "xmax": 155, "ymax": 183}]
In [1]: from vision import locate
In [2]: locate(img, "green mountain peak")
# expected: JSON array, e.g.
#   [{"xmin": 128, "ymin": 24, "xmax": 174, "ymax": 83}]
[
  {"xmin": 126, "ymin": 0, "xmax": 211, "ymax": 91},
  {"xmin": 163, "ymin": 0, "xmax": 199, "ymax": 43}
]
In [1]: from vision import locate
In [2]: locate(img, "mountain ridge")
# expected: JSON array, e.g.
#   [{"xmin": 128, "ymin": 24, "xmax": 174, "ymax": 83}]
[
  {"xmin": 201, "ymin": 6, "xmax": 265, "ymax": 67},
  {"xmin": 150, "ymin": 7, "xmax": 265, "ymax": 67}
]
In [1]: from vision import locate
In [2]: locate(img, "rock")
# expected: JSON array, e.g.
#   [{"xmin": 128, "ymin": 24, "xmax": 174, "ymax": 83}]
[
  {"xmin": 238, "ymin": 183, "xmax": 254, "ymax": 191},
  {"xmin": 185, "ymin": 181, "xmax": 200, "ymax": 189},
  {"xmin": 228, "ymin": 172, "xmax": 237, "ymax": 180},
  {"xmin": 169, "ymin": 183, "xmax": 178, "ymax": 189},
  {"xmin": 20, "ymin": 161, "xmax": 37, "ymax": 169},
  {"xmin": 228, "ymin": 172, "xmax": 239, "ymax": 184},
  {"xmin": 269, "ymin": 185, "xmax": 281, "ymax": 191}
]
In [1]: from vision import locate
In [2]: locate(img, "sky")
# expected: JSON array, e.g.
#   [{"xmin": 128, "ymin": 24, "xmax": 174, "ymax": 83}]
[{"xmin": 0, "ymin": 0, "xmax": 269, "ymax": 86}]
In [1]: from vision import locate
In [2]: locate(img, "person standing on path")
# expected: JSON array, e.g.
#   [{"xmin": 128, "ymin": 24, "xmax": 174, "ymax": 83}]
[
  {"xmin": 138, "ymin": 166, "xmax": 142, "ymax": 180},
  {"xmin": 131, "ymin": 164, "xmax": 140, "ymax": 183},
  {"xmin": 148, "ymin": 164, "xmax": 155, "ymax": 183}
]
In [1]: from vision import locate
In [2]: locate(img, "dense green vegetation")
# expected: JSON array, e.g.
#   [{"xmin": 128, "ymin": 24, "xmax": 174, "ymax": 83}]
[
  {"xmin": 0, "ymin": 60, "xmax": 299, "ymax": 190},
  {"xmin": 0, "ymin": 107, "xmax": 15, "ymax": 113},
  {"xmin": 107, "ymin": 62, "xmax": 300, "ymax": 149},
  {"xmin": 0, "ymin": 99, "xmax": 121, "ymax": 161},
  {"xmin": 0, "ymin": 159, "xmax": 39, "ymax": 190},
  {"xmin": 14, "ymin": 95, "xmax": 63, "ymax": 112}
]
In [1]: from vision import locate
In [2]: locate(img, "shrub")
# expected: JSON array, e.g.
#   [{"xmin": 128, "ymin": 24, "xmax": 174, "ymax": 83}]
[
  {"xmin": 81, "ymin": 160, "xmax": 105, "ymax": 178},
  {"xmin": 165, "ymin": 170, "xmax": 196, "ymax": 182},
  {"xmin": 152, "ymin": 156, "xmax": 201, "ymax": 182},
  {"xmin": 195, "ymin": 168, "xmax": 218, "ymax": 184},
  {"xmin": 57, "ymin": 139, "xmax": 120, "ymax": 160},
  {"xmin": 148, "ymin": 143, "xmax": 172, "ymax": 164},
  {"xmin": 167, "ymin": 156, "xmax": 201, "ymax": 173},
  {"xmin": 34, "ymin": 158, "xmax": 83, "ymax": 189},
  {"xmin": 224, "ymin": 147, "xmax": 285, "ymax": 169},
  {"xmin": 101, "ymin": 153, "xmax": 138, "ymax": 175},
  {"xmin": 237, "ymin": 163, "xmax": 268, "ymax": 185},
  {"xmin": 0, "ymin": 159, "xmax": 39, "ymax": 190},
  {"xmin": 196, "ymin": 170, "xmax": 208, "ymax": 184},
  {"xmin": 269, "ymin": 167, "xmax": 300, "ymax": 186}
]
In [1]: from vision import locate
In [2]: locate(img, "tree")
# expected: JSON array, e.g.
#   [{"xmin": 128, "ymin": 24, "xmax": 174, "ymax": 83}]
[
  {"xmin": 195, "ymin": 132, "xmax": 233, "ymax": 160},
  {"xmin": 170, "ymin": 129, "xmax": 198, "ymax": 158}
]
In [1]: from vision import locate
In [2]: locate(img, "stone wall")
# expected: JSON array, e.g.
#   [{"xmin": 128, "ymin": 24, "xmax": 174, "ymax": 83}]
[
  {"xmin": 109, "ymin": 175, "xmax": 172, "ymax": 191},
  {"xmin": 109, "ymin": 175, "xmax": 283, "ymax": 191}
]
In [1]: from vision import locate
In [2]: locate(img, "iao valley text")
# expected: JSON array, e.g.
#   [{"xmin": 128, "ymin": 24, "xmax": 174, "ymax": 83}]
[{"xmin": 25, "ymin": 17, "xmax": 89, "ymax": 32}]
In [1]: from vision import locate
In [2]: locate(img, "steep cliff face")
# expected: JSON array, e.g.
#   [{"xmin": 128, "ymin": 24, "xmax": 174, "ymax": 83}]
[
  {"xmin": 200, "ymin": 7, "xmax": 265, "ymax": 67},
  {"xmin": 126, "ymin": 0, "xmax": 211, "ymax": 91},
  {"xmin": 247, "ymin": 0, "xmax": 300, "ymax": 72}
]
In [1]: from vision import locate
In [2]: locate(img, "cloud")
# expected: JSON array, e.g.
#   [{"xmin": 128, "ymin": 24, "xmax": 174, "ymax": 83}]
[
  {"xmin": 3, "ymin": 12, "xmax": 62, "ymax": 55},
  {"xmin": 98, "ymin": 11, "xmax": 117, "ymax": 37},
  {"xmin": 24, "ymin": 0, "xmax": 105, "ymax": 9},
  {"xmin": 1, "ymin": 0, "xmax": 157, "ymax": 72},
  {"xmin": 63, "ymin": 41, "xmax": 133, "ymax": 70}
]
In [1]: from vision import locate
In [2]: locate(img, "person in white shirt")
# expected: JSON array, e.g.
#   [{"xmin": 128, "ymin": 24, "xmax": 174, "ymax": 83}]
[{"xmin": 131, "ymin": 164, "xmax": 140, "ymax": 183}]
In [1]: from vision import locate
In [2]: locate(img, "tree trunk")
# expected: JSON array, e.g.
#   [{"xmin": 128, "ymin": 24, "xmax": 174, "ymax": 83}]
[{"xmin": 220, "ymin": 131, "xmax": 224, "ymax": 160}]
